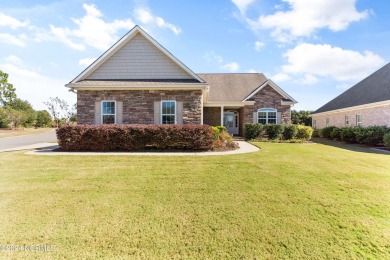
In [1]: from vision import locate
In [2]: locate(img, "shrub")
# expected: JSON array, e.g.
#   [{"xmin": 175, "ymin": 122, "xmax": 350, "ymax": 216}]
[
  {"xmin": 340, "ymin": 127, "xmax": 357, "ymax": 143},
  {"xmin": 384, "ymin": 133, "xmax": 390, "ymax": 148},
  {"xmin": 36, "ymin": 110, "xmax": 52, "ymax": 127},
  {"xmin": 243, "ymin": 123, "xmax": 263, "ymax": 140},
  {"xmin": 312, "ymin": 128, "xmax": 320, "ymax": 138},
  {"xmin": 320, "ymin": 126, "xmax": 337, "ymax": 139},
  {"xmin": 283, "ymin": 124, "xmax": 298, "ymax": 140},
  {"xmin": 358, "ymin": 126, "xmax": 387, "ymax": 146},
  {"xmin": 330, "ymin": 127, "xmax": 343, "ymax": 140},
  {"xmin": 264, "ymin": 124, "xmax": 285, "ymax": 140},
  {"xmin": 56, "ymin": 124, "xmax": 215, "ymax": 151},
  {"xmin": 212, "ymin": 125, "xmax": 228, "ymax": 141},
  {"xmin": 296, "ymin": 125, "xmax": 314, "ymax": 140}
]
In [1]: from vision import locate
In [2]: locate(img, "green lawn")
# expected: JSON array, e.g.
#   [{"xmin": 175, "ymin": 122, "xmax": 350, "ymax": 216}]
[{"xmin": 0, "ymin": 142, "xmax": 389, "ymax": 258}]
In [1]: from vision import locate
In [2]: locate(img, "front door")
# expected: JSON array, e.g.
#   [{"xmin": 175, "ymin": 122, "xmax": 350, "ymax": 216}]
[{"xmin": 223, "ymin": 112, "xmax": 239, "ymax": 135}]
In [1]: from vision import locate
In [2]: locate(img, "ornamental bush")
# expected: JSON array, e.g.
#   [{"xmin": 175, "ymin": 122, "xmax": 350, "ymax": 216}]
[
  {"xmin": 320, "ymin": 126, "xmax": 337, "ymax": 139},
  {"xmin": 56, "ymin": 124, "xmax": 215, "ymax": 151},
  {"xmin": 330, "ymin": 127, "xmax": 343, "ymax": 140},
  {"xmin": 296, "ymin": 125, "xmax": 314, "ymax": 140},
  {"xmin": 243, "ymin": 123, "xmax": 263, "ymax": 140},
  {"xmin": 283, "ymin": 124, "xmax": 298, "ymax": 140},
  {"xmin": 264, "ymin": 124, "xmax": 285, "ymax": 140},
  {"xmin": 340, "ymin": 127, "xmax": 357, "ymax": 143}
]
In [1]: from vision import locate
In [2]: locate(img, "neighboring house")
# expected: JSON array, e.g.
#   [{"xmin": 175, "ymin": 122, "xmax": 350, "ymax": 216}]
[
  {"xmin": 66, "ymin": 25, "xmax": 297, "ymax": 135},
  {"xmin": 312, "ymin": 63, "xmax": 390, "ymax": 129}
]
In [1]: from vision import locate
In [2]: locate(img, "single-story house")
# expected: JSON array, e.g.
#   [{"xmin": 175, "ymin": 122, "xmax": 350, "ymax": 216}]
[
  {"xmin": 312, "ymin": 63, "xmax": 390, "ymax": 129},
  {"xmin": 66, "ymin": 25, "xmax": 297, "ymax": 135}
]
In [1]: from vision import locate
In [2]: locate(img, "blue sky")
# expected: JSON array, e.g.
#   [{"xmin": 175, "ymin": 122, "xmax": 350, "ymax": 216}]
[{"xmin": 0, "ymin": 0, "xmax": 389, "ymax": 110}]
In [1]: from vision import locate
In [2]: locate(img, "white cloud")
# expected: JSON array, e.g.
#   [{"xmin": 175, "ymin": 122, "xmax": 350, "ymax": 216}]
[
  {"xmin": 1, "ymin": 63, "xmax": 75, "ymax": 110},
  {"xmin": 134, "ymin": 8, "xmax": 181, "ymax": 35},
  {"xmin": 203, "ymin": 51, "xmax": 224, "ymax": 63},
  {"xmin": 4, "ymin": 55, "xmax": 22, "ymax": 64},
  {"xmin": 0, "ymin": 13, "xmax": 29, "ymax": 29},
  {"xmin": 203, "ymin": 51, "xmax": 240, "ymax": 72},
  {"xmin": 49, "ymin": 3, "xmax": 134, "ymax": 51},
  {"xmin": 272, "ymin": 72, "xmax": 291, "ymax": 83},
  {"xmin": 281, "ymin": 43, "xmax": 385, "ymax": 82},
  {"xmin": 254, "ymin": 41, "xmax": 265, "ymax": 51},
  {"xmin": 232, "ymin": 0, "xmax": 256, "ymax": 14},
  {"xmin": 297, "ymin": 74, "xmax": 319, "ymax": 85},
  {"xmin": 221, "ymin": 62, "xmax": 240, "ymax": 72},
  {"xmin": 244, "ymin": 0, "xmax": 370, "ymax": 42},
  {"xmin": 79, "ymin": 58, "xmax": 96, "ymax": 67},
  {"xmin": 0, "ymin": 33, "xmax": 26, "ymax": 46}
]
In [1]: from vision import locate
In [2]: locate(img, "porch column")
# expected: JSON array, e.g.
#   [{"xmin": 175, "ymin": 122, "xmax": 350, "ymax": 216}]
[{"xmin": 220, "ymin": 106, "xmax": 224, "ymax": 126}]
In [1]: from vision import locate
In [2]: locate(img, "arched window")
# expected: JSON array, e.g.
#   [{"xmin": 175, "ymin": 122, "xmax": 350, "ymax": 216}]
[{"xmin": 257, "ymin": 108, "xmax": 277, "ymax": 124}]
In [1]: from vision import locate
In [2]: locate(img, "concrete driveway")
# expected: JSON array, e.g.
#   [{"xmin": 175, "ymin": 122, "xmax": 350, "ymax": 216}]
[{"xmin": 0, "ymin": 130, "xmax": 57, "ymax": 152}]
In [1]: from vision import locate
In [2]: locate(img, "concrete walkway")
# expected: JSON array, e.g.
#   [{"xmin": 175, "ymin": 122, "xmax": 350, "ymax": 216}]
[{"xmin": 25, "ymin": 141, "xmax": 259, "ymax": 156}]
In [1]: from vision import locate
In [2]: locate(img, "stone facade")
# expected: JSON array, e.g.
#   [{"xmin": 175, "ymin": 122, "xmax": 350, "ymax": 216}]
[
  {"xmin": 242, "ymin": 85, "xmax": 291, "ymax": 125},
  {"xmin": 203, "ymin": 107, "xmax": 221, "ymax": 126},
  {"xmin": 312, "ymin": 103, "xmax": 390, "ymax": 129},
  {"xmin": 77, "ymin": 90, "xmax": 202, "ymax": 125}
]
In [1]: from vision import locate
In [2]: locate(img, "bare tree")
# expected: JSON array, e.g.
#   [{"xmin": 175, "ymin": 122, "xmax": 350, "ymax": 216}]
[{"xmin": 44, "ymin": 97, "xmax": 76, "ymax": 128}]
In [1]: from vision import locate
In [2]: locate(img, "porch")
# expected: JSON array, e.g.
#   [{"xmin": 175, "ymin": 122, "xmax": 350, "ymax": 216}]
[{"xmin": 203, "ymin": 106, "xmax": 246, "ymax": 136}]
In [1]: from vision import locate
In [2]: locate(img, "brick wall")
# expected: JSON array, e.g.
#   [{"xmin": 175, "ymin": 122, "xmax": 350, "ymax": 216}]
[
  {"xmin": 77, "ymin": 90, "xmax": 202, "ymax": 125},
  {"xmin": 242, "ymin": 85, "xmax": 291, "ymax": 124},
  {"xmin": 312, "ymin": 104, "xmax": 390, "ymax": 128},
  {"xmin": 203, "ymin": 107, "xmax": 221, "ymax": 126}
]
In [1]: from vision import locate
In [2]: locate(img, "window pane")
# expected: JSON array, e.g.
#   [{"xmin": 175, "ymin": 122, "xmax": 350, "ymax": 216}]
[
  {"xmin": 102, "ymin": 115, "xmax": 115, "ymax": 124},
  {"xmin": 268, "ymin": 119, "xmax": 277, "ymax": 124},
  {"xmin": 162, "ymin": 101, "xmax": 175, "ymax": 115},
  {"xmin": 258, "ymin": 112, "xmax": 266, "ymax": 119},
  {"xmin": 268, "ymin": 112, "xmax": 276, "ymax": 119},
  {"xmin": 103, "ymin": 102, "xmax": 115, "ymax": 114},
  {"xmin": 259, "ymin": 119, "xmax": 267, "ymax": 124},
  {"xmin": 162, "ymin": 115, "xmax": 175, "ymax": 124}
]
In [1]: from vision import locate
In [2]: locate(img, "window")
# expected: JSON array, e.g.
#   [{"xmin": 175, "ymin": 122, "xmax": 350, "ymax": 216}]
[
  {"xmin": 326, "ymin": 118, "xmax": 330, "ymax": 127},
  {"xmin": 345, "ymin": 115, "xmax": 349, "ymax": 126},
  {"xmin": 257, "ymin": 108, "xmax": 277, "ymax": 124},
  {"xmin": 102, "ymin": 101, "xmax": 115, "ymax": 124},
  {"xmin": 356, "ymin": 114, "xmax": 362, "ymax": 126},
  {"xmin": 313, "ymin": 119, "xmax": 316, "ymax": 128},
  {"xmin": 161, "ymin": 101, "xmax": 176, "ymax": 124}
]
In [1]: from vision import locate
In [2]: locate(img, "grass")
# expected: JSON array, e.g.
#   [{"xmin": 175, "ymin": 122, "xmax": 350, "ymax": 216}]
[
  {"xmin": 0, "ymin": 128, "xmax": 54, "ymax": 138},
  {"xmin": 0, "ymin": 142, "xmax": 389, "ymax": 258}
]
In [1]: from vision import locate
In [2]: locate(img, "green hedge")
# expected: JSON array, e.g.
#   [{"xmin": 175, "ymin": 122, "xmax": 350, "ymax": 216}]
[
  {"xmin": 57, "ymin": 124, "xmax": 215, "ymax": 151},
  {"xmin": 243, "ymin": 123, "xmax": 313, "ymax": 141},
  {"xmin": 320, "ymin": 125, "xmax": 389, "ymax": 146},
  {"xmin": 384, "ymin": 133, "xmax": 390, "ymax": 148}
]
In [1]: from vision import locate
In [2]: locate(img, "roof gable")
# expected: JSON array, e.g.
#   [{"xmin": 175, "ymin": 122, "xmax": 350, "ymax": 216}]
[
  {"xmin": 314, "ymin": 63, "xmax": 390, "ymax": 114},
  {"xmin": 243, "ymin": 79, "xmax": 297, "ymax": 103},
  {"xmin": 71, "ymin": 25, "xmax": 203, "ymax": 83}
]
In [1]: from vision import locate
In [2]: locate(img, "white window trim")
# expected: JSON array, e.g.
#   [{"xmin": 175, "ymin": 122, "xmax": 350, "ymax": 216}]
[
  {"xmin": 101, "ymin": 100, "xmax": 116, "ymax": 124},
  {"xmin": 345, "ymin": 115, "xmax": 349, "ymax": 126},
  {"xmin": 257, "ymin": 108, "xmax": 277, "ymax": 124},
  {"xmin": 161, "ymin": 100, "xmax": 176, "ymax": 124},
  {"xmin": 356, "ymin": 114, "xmax": 362, "ymax": 126}
]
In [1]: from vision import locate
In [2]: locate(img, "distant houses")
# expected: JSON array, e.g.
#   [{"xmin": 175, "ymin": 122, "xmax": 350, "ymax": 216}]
[{"xmin": 312, "ymin": 63, "xmax": 390, "ymax": 129}]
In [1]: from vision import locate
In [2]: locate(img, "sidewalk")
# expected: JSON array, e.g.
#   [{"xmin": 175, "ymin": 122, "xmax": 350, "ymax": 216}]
[{"xmin": 25, "ymin": 141, "xmax": 260, "ymax": 156}]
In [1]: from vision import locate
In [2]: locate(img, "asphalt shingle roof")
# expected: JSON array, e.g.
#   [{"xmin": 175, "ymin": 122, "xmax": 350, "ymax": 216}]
[
  {"xmin": 314, "ymin": 63, "xmax": 390, "ymax": 114},
  {"xmin": 198, "ymin": 73, "xmax": 268, "ymax": 102}
]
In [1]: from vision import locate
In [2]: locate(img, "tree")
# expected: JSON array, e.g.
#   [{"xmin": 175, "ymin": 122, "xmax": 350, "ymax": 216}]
[
  {"xmin": 36, "ymin": 110, "xmax": 52, "ymax": 127},
  {"xmin": 8, "ymin": 98, "xmax": 36, "ymax": 127},
  {"xmin": 44, "ymin": 97, "xmax": 75, "ymax": 127},
  {"xmin": 291, "ymin": 110, "xmax": 312, "ymax": 126},
  {"xmin": 1, "ymin": 107, "xmax": 26, "ymax": 129},
  {"xmin": 0, "ymin": 70, "xmax": 17, "ymax": 107}
]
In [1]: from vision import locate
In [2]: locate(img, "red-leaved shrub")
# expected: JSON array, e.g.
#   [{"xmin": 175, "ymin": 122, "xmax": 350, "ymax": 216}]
[{"xmin": 56, "ymin": 124, "xmax": 215, "ymax": 151}]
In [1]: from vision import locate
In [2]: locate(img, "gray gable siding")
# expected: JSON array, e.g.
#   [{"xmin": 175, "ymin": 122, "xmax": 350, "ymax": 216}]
[
  {"xmin": 87, "ymin": 32, "xmax": 193, "ymax": 80},
  {"xmin": 314, "ymin": 63, "xmax": 390, "ymax": 114}
]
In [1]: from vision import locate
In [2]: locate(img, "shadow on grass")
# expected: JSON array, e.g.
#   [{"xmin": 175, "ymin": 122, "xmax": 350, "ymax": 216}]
[{"xmin": 312, "ymin": 137, "xmax": 390, "ymax": 155}]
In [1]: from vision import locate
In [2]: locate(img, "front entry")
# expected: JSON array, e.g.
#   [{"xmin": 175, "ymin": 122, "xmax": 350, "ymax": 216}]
[{"xmin": 223, "ymin": 111, "xmax": 239, "ymax": 135}]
